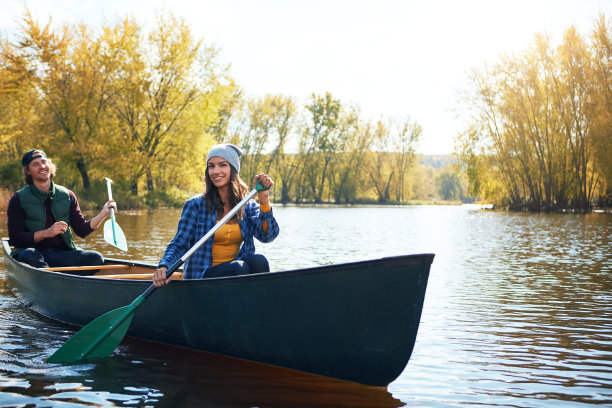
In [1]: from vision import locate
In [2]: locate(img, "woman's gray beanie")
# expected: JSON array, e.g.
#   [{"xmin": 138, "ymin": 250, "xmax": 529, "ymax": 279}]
[{"xmin": 206, "ymin": 144, "xmax": 244, "ymax": 173}]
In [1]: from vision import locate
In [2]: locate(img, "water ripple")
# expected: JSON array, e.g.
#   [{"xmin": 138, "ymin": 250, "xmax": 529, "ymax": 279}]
[{"xmin": 0, "ymin": 207, "xmax": 611, "ymax": 407}]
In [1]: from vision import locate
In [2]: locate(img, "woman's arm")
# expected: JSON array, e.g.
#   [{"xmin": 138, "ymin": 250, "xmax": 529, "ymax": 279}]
[{"xmin": 154, "ymin": 198, "xmax": 199, "ymax": 286}]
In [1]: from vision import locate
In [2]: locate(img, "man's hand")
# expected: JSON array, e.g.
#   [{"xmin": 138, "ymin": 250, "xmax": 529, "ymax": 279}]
[{"xmin": 48, "ymin": 221, "xmax": 68, "ymax": 237}]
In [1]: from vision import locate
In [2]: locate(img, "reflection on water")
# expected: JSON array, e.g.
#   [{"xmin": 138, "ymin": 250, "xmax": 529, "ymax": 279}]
[{"xmin": 0, "ymin": 206, "xmax": 610, "ymax": 407}]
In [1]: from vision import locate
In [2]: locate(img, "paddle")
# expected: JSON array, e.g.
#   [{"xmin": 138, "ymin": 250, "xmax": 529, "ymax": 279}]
[
  {"xmin": 47, "ymin": 181, "xmax": 269, "ymax": 364},
  {"xmin": 103, "ymin": 177, "xmax": 128, "ymax": 252}
]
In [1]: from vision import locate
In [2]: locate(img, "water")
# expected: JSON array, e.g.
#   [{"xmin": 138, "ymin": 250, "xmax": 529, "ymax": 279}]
[{"xmin": 0, "ymin": 205, "xmax": 610, "ymax": 407}]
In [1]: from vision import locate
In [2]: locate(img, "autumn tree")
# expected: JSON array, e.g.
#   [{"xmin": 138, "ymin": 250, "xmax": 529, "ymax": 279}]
[
  {"xmin": 458, "ymin": 17, "xmax": 611, "ymax": 211},
  {"xmin": 367, "ymin": 120, "xmax": 395, "ymax": 203},
  {"xmin": 208, "ymin": 85, "xmax": 244, "ymax": 144},
  {"xmin": 390, "ymin": 117, "xmax": 422, "ymax": 201},
  {"xmin": 263, "ymin": 95, "xmax": 298, "ymax": 203},
  {"xmin": 294, "ymin": 92, "xmax": 341, "ymax": 203},
  {"xmin": 8, "ymin": 11, "xmax": 123, "ymax": 189},
  {"xmin": 0, "ymin": 36, "xmax": 40, "ymax": 189},
  {"xmin": 328, "ymin": 108, "xmax": 371, "ymax": 203},
  {"xmin": 590, "ymin": 14, "xmax": 612, "ymax": 204},
  {"xmin": 110, "ymin": 14, "xmax": 234, "ymax": 194}
]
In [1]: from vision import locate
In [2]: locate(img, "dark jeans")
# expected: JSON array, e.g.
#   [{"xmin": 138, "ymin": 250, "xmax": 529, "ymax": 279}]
[
  {"xmin": 205, "ymin": 254, "xmax": 270, "ymax": 278},
  {"xmin": 16, "ymin": 247, "xmax": 104, "ymax": 276}
]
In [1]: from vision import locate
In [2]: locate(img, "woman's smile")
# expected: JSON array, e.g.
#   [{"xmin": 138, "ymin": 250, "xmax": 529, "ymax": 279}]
[{"xmin": 208, "ymin": 157, "xmax": 231, "ymax": 187}]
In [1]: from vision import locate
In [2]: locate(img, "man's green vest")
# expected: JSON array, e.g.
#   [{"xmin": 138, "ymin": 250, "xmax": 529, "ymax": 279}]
[{"xmin": 11, "ymin": 182, "xmax": 76, "ymax": 257}]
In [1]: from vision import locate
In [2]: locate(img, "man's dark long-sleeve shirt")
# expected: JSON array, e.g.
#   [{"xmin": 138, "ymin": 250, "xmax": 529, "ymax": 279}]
[{"xmin": 7, "ymin": 189, "xmax": 94, "ymax": 249}]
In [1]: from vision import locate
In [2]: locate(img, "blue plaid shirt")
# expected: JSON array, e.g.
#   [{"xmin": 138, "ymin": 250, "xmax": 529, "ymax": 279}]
[{"xmin": 158, "ymin": 195, "xmax": 279, "ymax": 279}]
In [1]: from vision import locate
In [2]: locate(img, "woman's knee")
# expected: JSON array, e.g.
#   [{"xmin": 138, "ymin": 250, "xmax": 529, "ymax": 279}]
[
  {"xmin": 245, "ymin": 254, "xmax": 269, "ymax": 274},
  {"xmin": 205, "ymin": 260, "xmax": 248, "ymax": 278}
]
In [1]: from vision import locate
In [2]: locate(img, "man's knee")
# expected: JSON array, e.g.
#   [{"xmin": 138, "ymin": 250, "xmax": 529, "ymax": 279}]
[
  {"xmin": 16, "ymin": 248, "xmax": 48, "ymax": 268},
  {"xmin": 64, "ymin": 250, "xmax": 104, "ymax": 276},
  {"xmin": 80, "ymin": 250, "xmax": 104, "ymax": 266}
]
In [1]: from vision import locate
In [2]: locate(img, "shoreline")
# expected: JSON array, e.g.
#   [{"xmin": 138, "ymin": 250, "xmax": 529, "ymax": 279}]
[{"xmin": 1, "ymin": 188, "xmax": 610, "ymax": 214}]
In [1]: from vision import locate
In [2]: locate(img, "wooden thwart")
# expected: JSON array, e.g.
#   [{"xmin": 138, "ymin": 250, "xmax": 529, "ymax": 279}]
[
  {"xmin": 41, "ymin": 264, "xmax": 131, "ymax": 272},
  {"xmin": 98, "ymin": 272, "xmax": 183, "ymax": 280}
]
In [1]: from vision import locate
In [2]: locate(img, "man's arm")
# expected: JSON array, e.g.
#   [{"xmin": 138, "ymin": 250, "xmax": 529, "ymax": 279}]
[
  {"xmin": 7, "ymin": 193, "xmax": 34, "ymax": 247},
  {"xmin": 69, "ymin": 191, "xmax": 115, "ymax": 237}
]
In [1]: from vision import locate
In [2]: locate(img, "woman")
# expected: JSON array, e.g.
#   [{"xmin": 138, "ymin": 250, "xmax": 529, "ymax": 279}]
[{"xmin": 153, "ymin": 144, "xmax": 279, "ymax": 286}]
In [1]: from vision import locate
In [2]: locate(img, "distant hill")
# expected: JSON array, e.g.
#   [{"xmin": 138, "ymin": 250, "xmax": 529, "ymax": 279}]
[{"xmin": 418, "ymin": 154, "xmax": 456, "ymax": 169}]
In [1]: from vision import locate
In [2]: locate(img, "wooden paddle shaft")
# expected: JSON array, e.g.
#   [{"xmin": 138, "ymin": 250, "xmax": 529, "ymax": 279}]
[{"xmin": 41, "ymin": 264, "xmax": 131, "ymax": 272}]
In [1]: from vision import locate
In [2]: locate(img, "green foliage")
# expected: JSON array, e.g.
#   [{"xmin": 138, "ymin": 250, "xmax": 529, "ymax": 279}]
[
  {"xmin": 435, "ymin": 172, "xmax": 462, "ymax": 201},
  {"xmin": 0, "ymin": 162, "xmax": 23, "ymax": 191}
]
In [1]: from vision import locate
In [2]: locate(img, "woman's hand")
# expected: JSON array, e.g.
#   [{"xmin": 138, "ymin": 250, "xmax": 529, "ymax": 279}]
[
  {"xmin": 153, "ymin": 266, "xmax": 171, "ymax": 287},
  {"xmin": 254, "ymin": 173, "xmax": 274, "ymax": 204}
]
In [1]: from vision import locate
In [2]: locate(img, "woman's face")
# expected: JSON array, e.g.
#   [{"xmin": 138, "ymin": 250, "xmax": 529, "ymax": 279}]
[{"xmin": 207, "ymin": 156, "xmax": 232, "ymax": 189}]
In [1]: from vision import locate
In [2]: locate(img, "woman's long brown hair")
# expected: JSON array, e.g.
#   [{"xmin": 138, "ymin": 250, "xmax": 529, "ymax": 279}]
[{"xmin": 203, "ymin": 167, "xmax": 250, "ymax": 220}]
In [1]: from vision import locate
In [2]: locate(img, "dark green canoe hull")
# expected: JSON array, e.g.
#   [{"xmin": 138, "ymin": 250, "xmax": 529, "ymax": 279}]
[{"xmin": 3, "ymin": 238, "xmax": 433, "ymax": 387}]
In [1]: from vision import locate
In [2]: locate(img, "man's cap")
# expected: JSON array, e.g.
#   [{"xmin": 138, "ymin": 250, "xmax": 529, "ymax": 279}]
[{"xmin": 22, "ymin": 149, "xmax": 47, "ymax": 167}]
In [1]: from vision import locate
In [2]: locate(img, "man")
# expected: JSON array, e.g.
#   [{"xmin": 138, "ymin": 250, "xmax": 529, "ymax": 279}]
[{"xmin": 7, "ymin": 149, "xmax": 117, "ymax": 274}]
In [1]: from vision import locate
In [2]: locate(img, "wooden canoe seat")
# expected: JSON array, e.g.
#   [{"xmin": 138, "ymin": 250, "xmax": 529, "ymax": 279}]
[
  {"xmin": 38, "ymin": 263, "xmax": 184, "ymax": 280},
  {"xmin": 97, "ymin": 272, "xmax": 184, "ymax": 280},
  {"xmin": 41, "ymin": 264, "xmax": 131, "ymax": 272}
]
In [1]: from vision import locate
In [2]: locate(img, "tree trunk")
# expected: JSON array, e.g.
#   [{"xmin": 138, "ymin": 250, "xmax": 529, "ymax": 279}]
[
  {"xmin": 146, "ymin": 168, "xmax": 154, "ymax": 192},
  {"xmin": 76, "ymin": 157, "xmax": 90, "ymax": 189}
]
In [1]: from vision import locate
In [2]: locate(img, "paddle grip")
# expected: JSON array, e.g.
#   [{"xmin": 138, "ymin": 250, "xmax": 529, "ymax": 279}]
[{"xmin": 255, "ymin": 179, "xmax": 269, "ymax": 191}]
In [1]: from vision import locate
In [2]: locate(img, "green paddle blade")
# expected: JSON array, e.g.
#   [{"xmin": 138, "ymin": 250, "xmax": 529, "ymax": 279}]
[
  {"xmin": 46, "ymin": 298, "xmax": 143, "ymax": 364},
  {"xmin": 103, "ymin": 217, "xmax": 128, "ymax": 252}
]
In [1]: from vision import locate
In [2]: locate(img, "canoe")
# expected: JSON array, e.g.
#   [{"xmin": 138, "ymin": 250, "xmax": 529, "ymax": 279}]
[{"xmin": 2, "ymin": 237, "xmax": 433, "ymax": 387}]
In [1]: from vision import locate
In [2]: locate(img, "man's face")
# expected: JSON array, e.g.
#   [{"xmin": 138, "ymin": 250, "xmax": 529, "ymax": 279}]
[{"xmin": 25, "ymin": 152, "xmax": 51, "ymax": 183}]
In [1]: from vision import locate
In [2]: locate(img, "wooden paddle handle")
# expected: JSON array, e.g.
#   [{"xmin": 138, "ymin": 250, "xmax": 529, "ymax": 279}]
[{"xmin": 41, "ymin": 264, "xmax": 131, "ymax": 272}]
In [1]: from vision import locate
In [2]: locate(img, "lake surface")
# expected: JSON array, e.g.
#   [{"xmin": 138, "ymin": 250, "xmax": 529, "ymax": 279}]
[{"xmin": 0, "ymin": 205, "xmax": 610, "ymax": 407}]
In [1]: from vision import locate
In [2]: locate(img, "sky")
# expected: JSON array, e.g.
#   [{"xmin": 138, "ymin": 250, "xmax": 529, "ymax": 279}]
[{"xmin": 2, "ymin": 0, "xmax": 610, "ymax": 155}]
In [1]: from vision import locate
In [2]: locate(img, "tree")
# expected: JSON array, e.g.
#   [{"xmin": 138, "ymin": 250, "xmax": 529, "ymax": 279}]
[
  {"xmin": 10, "ymin": 11, "xmax": 121, "ymax": 189},
  {"xmin": 265, "ymin": 95, "xmax": 298, "ymax": 203},
  {"xmin": 295, "ymin": 92, "xmax": 341, "ymax": 203},
  {"xmin": 328, "ymin": 109, "xmax": 370, "ymax": 203},
  {"xmin": 367, "ymin": 120, "xmax": 395, "ymax": 203},
  {"xmin": 0, "ymin": 36, "xmax": 40, "ymax": 188},
  {"xmin": 590, "ymin": 14, "xmax": 612, "ymax": 204},
  {"xmin": 435, "ymin": 171, "xmax": 462, "ymax": 201},
  {"xmin": 457, "ymin": 19, "xmax": 610, "ymax": 211},
  {"xmin": 110, "ymin": 14, "xmax": 234, "ymax": 194},
  {"xmin": 391, "ymin": 117, "xmax": 422, "ymax": 201}
]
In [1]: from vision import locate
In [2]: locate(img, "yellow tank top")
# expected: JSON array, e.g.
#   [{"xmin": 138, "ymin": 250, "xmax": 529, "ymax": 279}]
[
  {"xmin": 210, "ymin": 202, "xmax": 271, "ymax": 266},
  {"xmin": 211, "ymin": 223, "xmax": 243, "ymax": 266}
]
